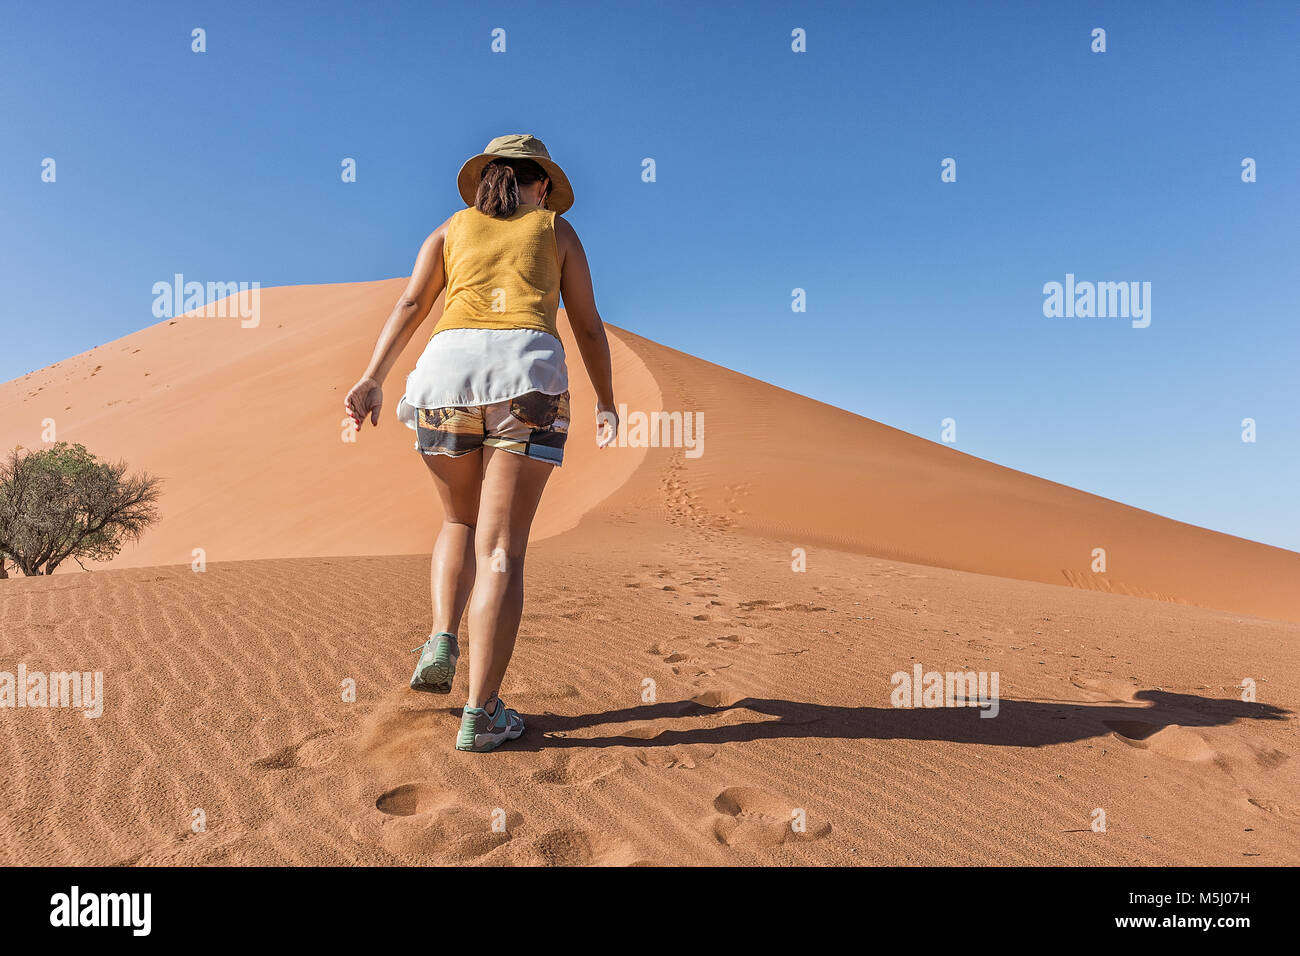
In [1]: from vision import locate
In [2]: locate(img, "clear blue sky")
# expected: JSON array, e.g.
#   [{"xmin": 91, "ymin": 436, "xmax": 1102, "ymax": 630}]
[{"xmin": 3, "ymin": 0, "xmax": 1297, "ymax": 550}]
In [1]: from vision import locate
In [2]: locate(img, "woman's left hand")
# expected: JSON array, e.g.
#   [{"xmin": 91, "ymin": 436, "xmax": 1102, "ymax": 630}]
[{"xmin": 345, "ymin": 376, "xmax": 383, "ymax": 428}]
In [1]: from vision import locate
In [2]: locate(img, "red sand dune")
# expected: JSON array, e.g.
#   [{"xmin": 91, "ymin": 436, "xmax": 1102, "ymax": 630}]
[
  {"xmin": 0, "ymin": 280, "xmax": 658, "ymax": 562},
  {"xmin": 1, "ymin": 278, "xmax": 1296, "ymax": 622},
  {"xmin": 0, "ymin": 279, "xmax": 1296, "ymax": 866}
]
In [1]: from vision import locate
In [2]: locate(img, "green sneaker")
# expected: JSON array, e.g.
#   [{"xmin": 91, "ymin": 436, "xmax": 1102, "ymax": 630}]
[
  {"xmin": 456, "ymin": 697, "xmax": 525, "ymax": 752},
  {"xmin": 409, "ymin": 632, "xmax": 458, "ymax": 694}
]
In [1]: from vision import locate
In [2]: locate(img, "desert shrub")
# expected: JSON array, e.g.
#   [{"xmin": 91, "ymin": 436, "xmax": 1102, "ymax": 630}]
[{"xmin": 0, "ymin": 443, "xmax": 161, "ymax": 576}]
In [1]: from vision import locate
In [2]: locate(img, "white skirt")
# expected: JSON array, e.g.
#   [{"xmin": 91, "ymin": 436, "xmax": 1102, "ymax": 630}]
[{"xmin": 396, "ymin": 328, "xmax": 569, "ymax": 430}]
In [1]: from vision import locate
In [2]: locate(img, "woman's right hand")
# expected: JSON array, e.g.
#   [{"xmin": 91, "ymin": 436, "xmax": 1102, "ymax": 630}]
[
  {"xmin": 345, "ymin": 376, "xmax": 384, "ymax": 429},
  {"xmin": 595, "ymin": 401, "xmax": 619, "ymax": 449}
]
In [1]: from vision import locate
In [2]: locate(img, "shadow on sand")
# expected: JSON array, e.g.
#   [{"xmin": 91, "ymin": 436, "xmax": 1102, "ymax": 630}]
[{"xmin": 502, "ymin": 690, "xmax": 1289, "ymax": 752}]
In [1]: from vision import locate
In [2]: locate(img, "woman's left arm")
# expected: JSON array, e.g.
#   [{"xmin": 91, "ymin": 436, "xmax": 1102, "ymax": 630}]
[{"xmin": 346, "ymin": 221, "xmax": 450, "ymax": 428}]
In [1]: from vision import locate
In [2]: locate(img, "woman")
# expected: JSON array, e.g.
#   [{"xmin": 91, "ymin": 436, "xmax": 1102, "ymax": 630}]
[{"xmin": 344, "ymin": 134, "xmax": 618, "ymax": 753}]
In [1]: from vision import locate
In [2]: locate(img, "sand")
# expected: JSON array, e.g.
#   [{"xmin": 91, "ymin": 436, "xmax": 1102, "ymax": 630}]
[{"xmin": 0, "ymin": 279, "xmax": 1296, "ymax": 865}]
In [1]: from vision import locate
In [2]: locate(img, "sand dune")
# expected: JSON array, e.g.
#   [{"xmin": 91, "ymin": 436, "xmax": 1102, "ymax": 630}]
[
  {"xmin": 2, "ymin": 278, "xmax": 1296, "ymax": 621},
  {"xmin": 606, "ymin": 328, "xmax": 1300, "ymax": 624},
  {"xmin": 1, "ymin": 279, "xmax": 1297, "ymax": 866},
  {"xmin": 0, "ymin": 280, "xmax": 658, "ymax": 566}
]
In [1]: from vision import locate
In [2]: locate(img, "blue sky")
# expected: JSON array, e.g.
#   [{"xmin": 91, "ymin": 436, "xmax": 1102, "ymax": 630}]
[{"xmin": 2, "ymin": 0, "xmax": 1297, "ymax": 550}]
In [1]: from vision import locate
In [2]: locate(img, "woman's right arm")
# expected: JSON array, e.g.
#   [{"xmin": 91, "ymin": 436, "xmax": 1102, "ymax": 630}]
[
  {"xmin": 555, "ymin": 216, "xmax": 618, "ymax": 448},
  {"xmin": 345, "ymin": 220, "xmax": 450, "ymax": 428}
]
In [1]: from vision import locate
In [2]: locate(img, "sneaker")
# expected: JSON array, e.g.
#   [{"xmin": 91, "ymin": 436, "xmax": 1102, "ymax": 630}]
[
  {"xmin": 409, "ymin": 632, "xmax": 458, "ymax": 694},
  {"xmin": 456, "ymin": 696, "xmax": 525, "ymax": 752}
]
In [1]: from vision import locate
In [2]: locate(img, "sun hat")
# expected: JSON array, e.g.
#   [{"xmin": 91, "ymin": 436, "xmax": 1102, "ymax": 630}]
[{"xmin": 456, "ymin": 134, "xmax": 574, "ymax": 214}]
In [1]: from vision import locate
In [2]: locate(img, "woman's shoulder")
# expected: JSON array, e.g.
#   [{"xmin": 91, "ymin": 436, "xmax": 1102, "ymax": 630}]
[
  {"xmin": 440, "ymin": 207, "xmax": 477, "ymax": 244},
  {"xmin": 551, "ymin": 212, "xmax": 579, "ymax": 250},
  {"xmin": 551, "ymin": 210, "xmax": 574, "ymax": 235}
]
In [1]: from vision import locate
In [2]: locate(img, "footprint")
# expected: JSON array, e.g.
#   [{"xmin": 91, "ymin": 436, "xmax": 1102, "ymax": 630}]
[
  {"xmin": 705, "ymin": 634, "xmax": 757, "ymax": 649},
  {"xmin": 1103, "ymin": 721, "xmax": 1216, "ymax": 762},
  {"xmin": 1068, "ymin": 677, "xmax": 1141, "ymax": 702},
  {"xmin": 250, "ymin": 729, "xmax": 335, "ymax": 770},
  {"xmin": 630, "ymin": 746, "xmax": 715, "ymax": 770},
  {"xmin": 531, "ymin": 751, "xmax": 623, "ymax": 787},
  {"xmin": 519, "ymin": 828, "xmax": 639, "ymax": 866},
  {"xmin": 737, "ymin": 599, "xmax": 827, "ymax": 613},
  {"xmin": 709, "ymin": 787, "xmax": 832, "ymax": 847},
  {"xmin": 531, "ymin": 758, "xmax": 573, "ymax": 785},
  {"xmin": 676, "ymin": 663, "xmax": 729, "ymax": 679},
  {"xmin": 1249, "ymin": 746, "xmax": 1290, "ymax": 770},
  {"xmin": 380, "ymin": 804, "xmax": 513, "ymax": 862},
  {"xmin": 1103, "ymin": 719, "xmax": 1159, "ymax": 741},
  {"xmin": 375, "ymin": 782, "xmax": 454, "ymax": 817},
  {"xmin": 691, "ymin": 688, "xmax": 746, "ymax": 708}
]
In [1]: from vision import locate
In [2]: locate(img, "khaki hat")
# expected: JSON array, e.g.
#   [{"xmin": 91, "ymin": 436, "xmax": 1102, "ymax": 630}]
[{"xmin": 457, "ymin": 134, "xmax": 574, "ymax": 214}]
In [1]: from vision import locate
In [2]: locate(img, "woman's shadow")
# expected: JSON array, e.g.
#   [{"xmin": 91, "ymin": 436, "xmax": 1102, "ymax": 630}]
[{"xmin": 508, "ymin": 689, "xmax": 1288, "ymax": 752}]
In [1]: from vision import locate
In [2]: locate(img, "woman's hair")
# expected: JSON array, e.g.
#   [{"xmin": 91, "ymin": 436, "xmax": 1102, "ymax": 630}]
[{"xmin": 475, "ymin": 158, "xmax": 550, "ymax": 218}]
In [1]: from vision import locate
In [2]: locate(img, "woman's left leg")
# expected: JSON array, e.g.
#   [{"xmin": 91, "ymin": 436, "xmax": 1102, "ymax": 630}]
[{"xmin": 464, "ymin": 445, "xmax": 555, "ymax": 709}]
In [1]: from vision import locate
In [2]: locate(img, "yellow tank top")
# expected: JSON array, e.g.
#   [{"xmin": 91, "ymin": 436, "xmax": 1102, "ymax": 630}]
[{"xmin": 433, "ymin": 203, "xmax": 561, "ymax": 339}]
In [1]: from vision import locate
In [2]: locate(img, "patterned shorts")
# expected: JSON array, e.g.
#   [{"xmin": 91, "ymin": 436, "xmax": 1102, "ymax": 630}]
[{"xmin": 415, "ymin": 390, "xmax": 570, "ymax": 466}]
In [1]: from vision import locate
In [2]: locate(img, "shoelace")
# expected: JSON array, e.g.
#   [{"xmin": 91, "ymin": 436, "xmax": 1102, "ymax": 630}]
[{"xmin": 410, "ymin": 636, "xmax": 458, "ymax": 654}]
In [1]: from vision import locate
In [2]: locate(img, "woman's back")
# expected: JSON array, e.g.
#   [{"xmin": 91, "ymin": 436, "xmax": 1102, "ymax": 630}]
[
  {"xmin": 434, "ymin": 203, "xmax": 561, "ymax": 340},
  {"xmin": 345, "ymin": 131, "xmax": 617, "ymax": 753}
]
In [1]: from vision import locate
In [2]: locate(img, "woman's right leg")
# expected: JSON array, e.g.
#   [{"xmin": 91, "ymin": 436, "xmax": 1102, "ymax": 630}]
[
  {"xmin": 421, "ymin": 449, "xmax": 484, "ymax": 636},
  {"xmin": 465, "ymin": 445, "xmax": 555, "ymax": 709}
]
